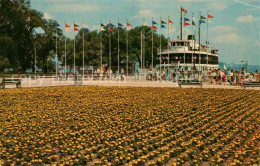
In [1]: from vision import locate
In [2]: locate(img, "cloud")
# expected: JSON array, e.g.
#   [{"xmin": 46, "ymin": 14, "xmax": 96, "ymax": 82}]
[
  {"xmin": 130, "ymin": 9, "xmax": 159, "ymax": 23},
  {"xmin": 236, "ymin": 15, "xmax": 258, "ymax": 22},
  {"xmin": 139, "ymin": 9, "xmax": 157, "ymax": 18},
  {"xmin": 43, "ymin": 13, "xmax": 54, "ymax": 20},
  {"xmin": 210, "ymin": 26, "xmax": 235, "ymax": 33},
  {"xmin": 49, "ymin": 4, "xmax": 99, "ymax": 12},
  {"xmin": 92, "ymin": 25, "xmax": 100, "ymax": 31},
  {"xmin": 234, "ymin": 0, "xmax": 260, "ymax": 9},
  {"xmin": 214, "ymin": 33, "xmax": 240, "ymax": 45},
  {"xmin": 207, "ymin": 1, "xmax": 227, "ymax": 10}
]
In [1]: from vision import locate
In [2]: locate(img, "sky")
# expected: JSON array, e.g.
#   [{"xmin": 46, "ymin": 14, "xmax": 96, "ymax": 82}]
[{"xmin": 30, "ymin": 0, "xmax": 260, "ymax": 65}]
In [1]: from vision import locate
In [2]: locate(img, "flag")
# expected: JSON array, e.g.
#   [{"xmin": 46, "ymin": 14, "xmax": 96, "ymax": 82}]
[
  {"xmin": 161, "ymin": 24, "xmax": 166, "ymax": 28},
  {"xmin": 152, "ymin": 25, "xmax": 158, "ymax": 29},
  {"xmin": 184, "ymin": 22, "xmax": 190, "ymax": 26},
  {"xmin": 208, "ymin": 20, "xmax": 212, "ymax": 23},
  {"xmin": 126, "ymin": 22, "xmax": 132, "ymax": 26},
  {"xmin": 65, "ymin": 24, "xmax": 71, "ymax": 28},
  {"xmin": 181, "ymin": 7, "xmax": 187, "ymax": 14},
  {"xmin": 74, "ymin": 27, "xmax": 79, "ymax": 31},
  {"xmin": 208, "ymin": 14, "xmax": 214, "ymax": 18},
  {"xmin": 192, "ymin": 17, "xmax": 197, "ymax": 21},
  {"xmin": 118, "ymin": 22, "xmax": 123, "ymax": 27},
  {"xmin": 118, "ymin": 26, "xmax": 124, "ymax": 30},
  {"xmin": 82, "ymin": 28, "xmax": 87, "ymax": 32},
  {"xmin": 65, "ymin": 28, "xmax": 70, "ymax": 32},
  {"xmin": 108, "ymin": 23, "xmax": 114, "ymax": 27},
  {"xmin": 83, "ymin": 24, "xmax": 88, "ymax": 28},
  {"xmin": 199, "ymin": 20, "xmax": 206, "ymax": 24},
  {"xmin": 126, "ymin": 27, "xmax": 132, "ymax": 30},
  {"xmin": 101, "ymin": 23, "xmax": 106, "ymax": 31},
  {"xmin": 161, "ymin": 20, "xmax": 166, "ymax": 24},
  {"xmin": 74, "ymin": 23, "xmax": 79, "ymax": 27},
  {"xmin": 109, "ymin": 27, "xmax": 115, "ymax": 31},
  {"xmin": 184, "ymin": 18, "xmax": 189, "ymax": 22},
  {"xmin": 56, "ymin": 23, "xmax": 60, "ymax": 28},
  {"xmin": 168, "ymin": 19, "xmax": 173, "ymax": 24},
  {"xmin": 192, "ymin": 21, "xmax": 196, "ymax": 26},
  {"xmin": 169, "ymin": 24, "xmax": 174, "ymax": 29},
  {"xmin": 200, "ymin": 16, "xmax": 206, "ymax": 20},
  {"xmin": 143, "ymin": 22, "xmax": 148, "ymax": 26},
  {"xmin": 152, "ymin": 20, "xmax": 158, "ymax": 25}
]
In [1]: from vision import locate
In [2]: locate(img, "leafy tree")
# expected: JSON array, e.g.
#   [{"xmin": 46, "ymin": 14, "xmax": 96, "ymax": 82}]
[{"xmin": 0, "ymin": 0, "xmax": 167, "ymax": 73}]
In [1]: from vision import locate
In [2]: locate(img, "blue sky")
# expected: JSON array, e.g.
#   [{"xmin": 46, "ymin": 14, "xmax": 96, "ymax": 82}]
[{"xmin": 31, "ymin": 0, "xmax": 260, "ymax": 65}]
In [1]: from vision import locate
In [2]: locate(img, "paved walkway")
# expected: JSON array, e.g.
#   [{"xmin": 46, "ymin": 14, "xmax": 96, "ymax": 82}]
[{"xmin": 1, "ymin": 77, "xmax": 259, "ymax": 90}]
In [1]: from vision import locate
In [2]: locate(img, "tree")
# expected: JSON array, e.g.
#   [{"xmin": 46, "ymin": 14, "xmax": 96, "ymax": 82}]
[{"xmin": 0, "ymin": 0, "xmax": 63, "ymax": 73}]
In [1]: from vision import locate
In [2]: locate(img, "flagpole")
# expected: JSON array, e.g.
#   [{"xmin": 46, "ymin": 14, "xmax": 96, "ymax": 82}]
[
  {"xmin": 206, "ymin": 10, "xmax": 209, "ymax": 71},
  {"xmin": 159, "ymin": 17, "xmax": 162, "ymax": 80},
  {"xmin": 191, "ymin": 14, "xmax": 194, "ymax": 78},
  {"xmin": 152, "ymin": 18, "xmax": 154, "ymax": 81},
  {"xmin": 82, "ymin": 21, "xmax": 85, "ymax": 80},
  {"xmin": 126, "ymin": 19, "xmax": 129, "ymax": 80},
  {"xmin": 141, "ymin": 29, "xmax": 143, "ymax": 81},
  {"xmin": 56, "ymin": 27, "xmax": 58, "ymax": 79},
  {"xmin": 167, "ymin": 16, "xmax": 170, "ymax": 81},
  {"xmin": 184, "ymin": 14, "xmax": 186, "ymax": 81},
  {"xmin": 143, "ymin": 18, "xmax": 146, "ymax": 72},
  {"xmin": 118, "ymin": 20, "xmax": 120, "ymax": 81},
  {"xmin": 73, "ymin": 20, "xmax": 76, "ymax": 76},
  {"xmin": 64, "ymin": 21, "xmax": 67, "ymax": 79},
  {"xmin": 180, "ymin": 7, "xmax": 183, "ymax": 40},
  {"xmin": 198, "ymin": 13, "xmax": 201, "ymax": 82},
  {"xmin": 100, "ymin": 20, "xmax": 102, "ymax": 81},
  {"xmin": 109, "ymin": 20, "xmax": 111, "ymax": 80}
]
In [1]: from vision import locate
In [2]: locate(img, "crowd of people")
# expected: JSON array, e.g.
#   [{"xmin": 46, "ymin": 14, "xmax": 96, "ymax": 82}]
[
  {"xmin": 58, "ymin": 66, "xmax": 259, "ymax": 86},
  {"xmin": 145, "ymin": 67, "xmax": 259, "ymax": 86}
]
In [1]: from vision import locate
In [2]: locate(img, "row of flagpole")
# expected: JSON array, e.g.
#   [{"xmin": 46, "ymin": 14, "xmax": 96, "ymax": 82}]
[{"xmin": 54, "ymin": 9, "xmax": 213, "ymax": 81}]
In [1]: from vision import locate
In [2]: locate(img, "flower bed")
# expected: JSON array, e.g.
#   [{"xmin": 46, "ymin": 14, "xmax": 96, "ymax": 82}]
[{"xmin": 0, "ymin": 86, "xmax": 259, "ymax": 165}]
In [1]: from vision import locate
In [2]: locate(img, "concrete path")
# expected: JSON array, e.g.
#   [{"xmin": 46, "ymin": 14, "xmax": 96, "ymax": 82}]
[{"xmin": 1, "ymin": 77, "xmax": 259, "ymax": 90}]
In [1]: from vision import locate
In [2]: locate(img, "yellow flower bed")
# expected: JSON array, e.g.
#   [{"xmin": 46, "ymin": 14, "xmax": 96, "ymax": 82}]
[{"xmin": 0, "ymin": 86, "xmax": 259, "ymax": 166}]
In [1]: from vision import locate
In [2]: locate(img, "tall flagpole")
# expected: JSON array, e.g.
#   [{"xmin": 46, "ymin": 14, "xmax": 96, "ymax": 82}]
[
  {"xmin": 126, "ymin": 19, "xmax": 129, "ymax": 79},
  {"xmin": 73, "ymin": 21, "xmax": 76, "ymax": 76},
  {"xmin": 152, "ymin": 18, "xmax": 154, "ymax": 81},
  {"xmin": 159, "ymin": 17, "xmax": 162, "ymax": 80},
  {"xmin": 56, "ymin": 28, "xmax": 58, "ymax": 78},
  {"xmin": 82, "ymin": 21, "xmax": 85, "ymax": 80},
  {"xmin": 143, "ymin": 18, "xmax": 146, "ymax": 71},
  {"xmin": 65, "ymin": 34, "xmax": 67, "ymax": 78},
  {"xmin": 64, "ymin": 21, "xmax": 67, "ymax": 78},
  {"xmin": 167, "ymin": 16, "xmax": 170, "ymax": 81},
  {"xmin": 198, "ymin": 13, "xmax": 201, "ymax": 81},
  {"xmin": 141, "ymin": 29, "xmax": 143, "ymax": 80},
  {"xmin": 206, "ymin": 10, "xmax": 209, "ymax": 70},
  {"xmin": 184, "ymin": 14, "xmax": 186, "ymax": 80},
  {"xmin": 180, "ymin": 7, "xmax": 183, "ymax": 40},
  {"xmin": 118, "ymin": 20, "xmax": 120, "ymax": 81},
  {"xmin": 109, "ymin": 20, "xmax": 111, "ymax": 80},
  {"xmin": 191, "ymin": 14, "xmax": 194, "ymax": 77},
  {"xmin": 100, "ymin": 20, "xmax": 103, "ymax": 81}
]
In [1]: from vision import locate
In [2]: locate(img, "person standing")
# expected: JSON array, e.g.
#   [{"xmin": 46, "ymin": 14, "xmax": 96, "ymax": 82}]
[
  {"xmin": 97, "ymin": 68, "xmax": 100, "ymax": 78},
  {"xmin": 255, "ymin": 70, "xmax": 259, "ymax": 82},
  {"xmin": 59, "ymin": 69, "xmax": 62, "ymax": 81},
  {"xmin": 229, "ymin": 70, "xmax": 234, "ymax": 85}
]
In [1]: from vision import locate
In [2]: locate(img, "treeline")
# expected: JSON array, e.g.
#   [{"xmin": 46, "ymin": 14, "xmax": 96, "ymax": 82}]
[{"xmin": 0, "ymin": 0, "xmax": 167, "ymax": 73}]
